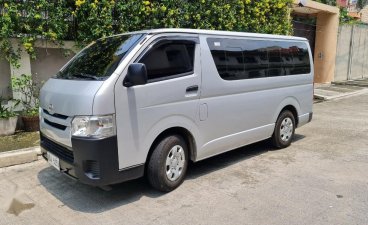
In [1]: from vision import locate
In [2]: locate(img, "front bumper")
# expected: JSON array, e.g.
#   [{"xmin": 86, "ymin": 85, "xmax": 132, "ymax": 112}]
[{"xmin": 40, "ymin": 133, "xmax": 144, "ymax": 186}]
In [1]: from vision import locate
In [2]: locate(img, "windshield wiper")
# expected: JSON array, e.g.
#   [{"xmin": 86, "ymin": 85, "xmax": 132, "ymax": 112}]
[{"xmin": 70, "ymin": 73, "xmax": 105, "ymax": 80}]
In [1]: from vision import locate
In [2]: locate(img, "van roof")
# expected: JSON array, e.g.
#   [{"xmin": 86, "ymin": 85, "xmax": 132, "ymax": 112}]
[{"xmin": 107, "ymin": 28, "xmax": 307, "ymax": 42}]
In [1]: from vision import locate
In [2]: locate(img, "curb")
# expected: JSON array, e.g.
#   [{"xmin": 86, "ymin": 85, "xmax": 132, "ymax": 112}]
[
  {"xmin": 332, "ymin": 81, "xmax": 368, "ymax": 88},
  {"xmin": 0, "ymin": 146, "xmax": 41, "ymax": 168},
  {"xmin": 314, "ymin": 88, "xmax": 368, "ymax": 101}
]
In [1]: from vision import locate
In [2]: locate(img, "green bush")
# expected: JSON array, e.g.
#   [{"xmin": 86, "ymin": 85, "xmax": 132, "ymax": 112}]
[
  {"xmin": 0, "ymin": 104, "xmax": 16, "ymax": 119},
  {"xmin": 11, "ymin": 74, "xmax": 40, "ymax": 117},
  {"xmin": 0, "ymin": 98, "xmax": 16, "ymax": 119},
  {"xmin": 0, "ymin": 0, "xmax": 292, "ymax": 66}
]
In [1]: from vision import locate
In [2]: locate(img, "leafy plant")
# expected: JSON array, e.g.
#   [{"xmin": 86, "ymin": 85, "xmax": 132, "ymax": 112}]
[
  {"xmin": 11, "ymin": 74, "xmax": 40, "ymax": 117},
  {"xmin": 308, "ymin": 0, "xmax": 360, "ymax": 24},
  {"xmin": 339, "ymin": 8, "xmax": 360, "ymax": 24},
  {"xmin": 314, "ymin": 0, "xmax": 336, "ymax": 6},
  {"xmin": 0, "ymin": 98, "xmax": 16, "ymax": 119},
  {"xmin": 357, "ymin": 0, "xmax": 368, "ymax": 10},
  {"xmin": 0, "ymin": 0, "xmax": 293, "ymax": 66}
]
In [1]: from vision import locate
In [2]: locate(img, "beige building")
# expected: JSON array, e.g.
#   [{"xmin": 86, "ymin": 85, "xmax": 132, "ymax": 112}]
[{"xmin": 292, "ymin": 0, "xmax": 340, "ymax": 84}]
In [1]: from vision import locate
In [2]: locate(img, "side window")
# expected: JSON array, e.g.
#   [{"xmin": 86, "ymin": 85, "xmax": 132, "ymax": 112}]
[
  {"xmin": 269, "ymin": 42, "xmax": 311, "ymax": 77},
  {"xmin": 207, "ymin": 38, "xmax": 311, "ymax": 80},
  {"xmin": 207, "ymin": 39, "xmax": 245, "ymax": 80},
  {"xmin": 243, "ymin": 40, "xmax": 269, "ymax": 79},
  {"xmin": 268, "ymin": 44, "xmax": 284, "ymax": 77},
  {"xmin": 139, "ymin": 40, "xmax": 195, "ymax": 81},
  {"xmin": 290, "ymin": 43, "xmax": 311, "ymax": 75}
]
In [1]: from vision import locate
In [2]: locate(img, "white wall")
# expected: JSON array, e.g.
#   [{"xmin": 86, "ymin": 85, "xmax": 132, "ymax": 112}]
[
  {"xmin": 335, "ymin": 25, "xmax": 368, "ymax": 81},
  {"xmin": 31, "ymin": 47, "xmax": 75, "ymax": 87},
  {"xmin": 0, "ymin": 58, "xmax": 11, "ymax": 99},
  {"xmin": 0, "ymin": 39, "xmax": 77, "ymax": 100}
]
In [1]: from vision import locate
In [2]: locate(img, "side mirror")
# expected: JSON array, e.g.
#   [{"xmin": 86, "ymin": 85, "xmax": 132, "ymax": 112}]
[{"xmin": 123, "ymin": 63, "xmax": 148, "ymax": 87}]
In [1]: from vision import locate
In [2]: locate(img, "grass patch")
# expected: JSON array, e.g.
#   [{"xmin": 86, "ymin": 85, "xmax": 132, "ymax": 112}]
[{"xmin": 0, "ymin": 131, "xmax": 39, "ymax": 152}]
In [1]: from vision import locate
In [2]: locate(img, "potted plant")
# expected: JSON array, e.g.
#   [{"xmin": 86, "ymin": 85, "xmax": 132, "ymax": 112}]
[
  {"xmin": 11, "ymin": 74, "xmax": 41, "ymax": 132},
  {"xmin": 0, "ymin": 99, "xmax": 18, "ymax": 136}
]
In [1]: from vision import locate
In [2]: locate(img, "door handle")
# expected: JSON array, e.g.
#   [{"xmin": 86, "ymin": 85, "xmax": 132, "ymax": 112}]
[{"xmin": 186, "ymin": 85, "xmax": 198, "ymax": 93}]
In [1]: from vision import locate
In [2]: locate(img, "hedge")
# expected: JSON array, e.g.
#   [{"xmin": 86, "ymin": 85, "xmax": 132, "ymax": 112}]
[{"xmin": 0, "ymin": 0, "xmax": 293, "ymax": 67}]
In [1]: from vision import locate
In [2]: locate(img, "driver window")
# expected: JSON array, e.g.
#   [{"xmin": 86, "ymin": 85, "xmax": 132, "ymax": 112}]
[{"xmin": 139, "ymin": 40, "xmax": 195, "ymax": 82}]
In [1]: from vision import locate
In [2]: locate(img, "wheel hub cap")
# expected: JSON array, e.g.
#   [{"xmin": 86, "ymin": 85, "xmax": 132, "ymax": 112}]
[
  {"xmin": 165, "ymin": 145, "xmax": 185, "ymax": 181},
  {"xmin": 280, "ymin": 117, "xmax": 293, "ymax": 142}
]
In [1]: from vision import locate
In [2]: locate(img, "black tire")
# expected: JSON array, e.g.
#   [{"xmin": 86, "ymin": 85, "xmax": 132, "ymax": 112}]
[
  {"xmin": 147, "ymin": 135, "xmax": 189, "ymax": 192},
  {"xmin": 271, "ymin": 110, "xmax": 296, "ymax": 149}
]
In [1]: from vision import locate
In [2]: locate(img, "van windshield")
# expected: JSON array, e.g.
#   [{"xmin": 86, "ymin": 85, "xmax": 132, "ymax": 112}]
[{"xmin": 56, "ymin": 34, "xmax": 144, "ymax": 80}]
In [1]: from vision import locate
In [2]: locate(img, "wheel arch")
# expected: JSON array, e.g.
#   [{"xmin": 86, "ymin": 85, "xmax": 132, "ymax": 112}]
[
  {"xmin": 145, "ymin": 127, "xmax": 197, "ymax": 166},
  {"xmin": 272, "ymin": 97, "xmax": 301, "ymax": 127},
  {"xmin": 280, "ymin": 105, "xmax": 299, "ymax": 127}
]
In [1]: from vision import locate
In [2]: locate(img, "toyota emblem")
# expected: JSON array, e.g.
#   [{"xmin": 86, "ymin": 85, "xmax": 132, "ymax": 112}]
[{"xmin": 48, "ymin": 104, "xmax": 55, "ymax": 115}]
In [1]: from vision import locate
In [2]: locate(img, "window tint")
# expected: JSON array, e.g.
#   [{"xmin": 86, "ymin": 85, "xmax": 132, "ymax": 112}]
[
  {"xmin": 207, "ymin": 38, "xmax": 311, "ymax": 80},
  {"xmin": 139, "ymin": 40, "xmax": 195, "ymax": 81},
  {"xmin": 290, "ymin": 43, "xmax": 311, "ymax": 75}
]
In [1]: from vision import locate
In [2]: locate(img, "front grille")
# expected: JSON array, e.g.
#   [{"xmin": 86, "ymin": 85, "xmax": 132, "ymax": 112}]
[
  {"xmin": 41, "ymin": 134, "xmax": 74, "ymax": 163},
  {"xmin": 44, "ymin": 119, "xmax": 67, "ymax": 130},
  {"xmin": 43, "ymin": 109, "xmax": 68, "ymax": 120}
]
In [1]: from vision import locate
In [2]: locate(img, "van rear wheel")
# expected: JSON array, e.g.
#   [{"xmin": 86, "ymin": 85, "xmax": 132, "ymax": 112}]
[
  {"xmin": 147, "ymin": 135, "xmax": 188, "ymax": 192},
  {"xmin": 271, "ymin": 110, "xmax": 295, "ymax": 149}
]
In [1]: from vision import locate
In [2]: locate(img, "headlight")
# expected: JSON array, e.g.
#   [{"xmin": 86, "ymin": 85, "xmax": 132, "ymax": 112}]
[{"xmin": 71, "ymin": 115, "xmax": 116, "ymax": 138}]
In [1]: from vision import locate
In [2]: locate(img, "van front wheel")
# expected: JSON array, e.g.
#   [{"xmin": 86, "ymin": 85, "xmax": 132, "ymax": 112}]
[
  {"xmin": 147, "ymin": 135, "xmax": 188, "ymax": 192},
  {"xmin": 272, "ymin": 110, "xmax": 295, "ymax": 149}
]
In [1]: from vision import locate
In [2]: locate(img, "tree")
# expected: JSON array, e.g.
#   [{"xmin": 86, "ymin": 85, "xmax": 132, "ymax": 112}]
[
  {"xmin": 357, "ymin": 0, "xmax": 368, "ymax": 10},
  {"xmin": 315, "ymin": 0, "xmax": 336, "ymax": 6}
]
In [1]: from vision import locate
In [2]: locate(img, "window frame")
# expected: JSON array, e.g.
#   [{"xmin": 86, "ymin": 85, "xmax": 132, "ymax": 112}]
[{"xmin": 135, "ymin": 37, "xmax": 199, "ymax": 83}]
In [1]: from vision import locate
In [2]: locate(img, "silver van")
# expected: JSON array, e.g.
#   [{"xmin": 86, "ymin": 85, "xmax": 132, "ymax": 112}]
[{"xmin": 40, "ymin": 29, "xmax": 313, "ymax": 192}]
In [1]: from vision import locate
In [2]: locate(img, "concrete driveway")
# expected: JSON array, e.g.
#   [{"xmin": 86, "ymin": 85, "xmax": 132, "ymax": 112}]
[{"xmin": 1, "ymin": 93, "xmax": 368, "ymax": 225}]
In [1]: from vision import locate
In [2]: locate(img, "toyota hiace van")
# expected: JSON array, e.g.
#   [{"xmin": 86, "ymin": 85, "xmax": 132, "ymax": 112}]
[{"xmin": 40, "ymin": 29, "xmax": 313, "ymax": 192}]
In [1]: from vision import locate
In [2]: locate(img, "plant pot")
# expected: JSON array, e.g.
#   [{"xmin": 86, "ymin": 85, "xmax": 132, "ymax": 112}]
[
  {"xmin": 22, "ymin": 115, "xmax": 40, "ymax": 132},
  {"xmin": 0, "ymin": 116, "xmax": 18, "ymax": 136}
]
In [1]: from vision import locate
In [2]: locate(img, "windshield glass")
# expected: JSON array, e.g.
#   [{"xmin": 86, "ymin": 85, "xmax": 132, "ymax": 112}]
[{"xmin": 56, "ymin": 34, "xmax": 144, "ymax": 80}]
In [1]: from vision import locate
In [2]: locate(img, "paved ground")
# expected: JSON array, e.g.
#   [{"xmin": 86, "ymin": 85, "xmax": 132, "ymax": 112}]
[
  {"xmin": 1, "ymin": 93, "xmax": 368, "ymax": 225},
  {"xmin": 314, "ymin": 79, "xmax": 368, "ymax": 100},
  {"xmin": 333, "ymin": 78, "xmax": 368, "ymax": 87}
]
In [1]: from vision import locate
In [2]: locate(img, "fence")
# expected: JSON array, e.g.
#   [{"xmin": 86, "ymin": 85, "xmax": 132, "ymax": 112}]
[{"xmin": 335, "ymin": 24, "xmax": 368, "ymax": 81}]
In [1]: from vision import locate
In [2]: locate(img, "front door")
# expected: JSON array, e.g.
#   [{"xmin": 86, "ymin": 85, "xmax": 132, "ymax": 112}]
[{"xmin": 114, "ymin": 35, "xmax": 201, "ymax": 169}]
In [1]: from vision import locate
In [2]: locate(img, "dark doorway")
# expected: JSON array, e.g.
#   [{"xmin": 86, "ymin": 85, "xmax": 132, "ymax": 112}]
[{"xmin": 292, "ymin": 14, "xmax": 317, "ymax": 59}]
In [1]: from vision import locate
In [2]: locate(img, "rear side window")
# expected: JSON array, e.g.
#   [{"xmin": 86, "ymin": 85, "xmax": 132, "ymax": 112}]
[
  {"xmin": 139, "ymin": 40, "xmax": 195, "ymax": 81},
  {"xmin": 207, "ymin": 38, "xmax": 311, "ymax": 80}
]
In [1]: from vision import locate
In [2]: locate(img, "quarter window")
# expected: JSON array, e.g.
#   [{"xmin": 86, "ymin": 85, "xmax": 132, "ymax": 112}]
[{"xmin": 139, "ymin": 40, "xmax": 195, "ymax": 81}]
